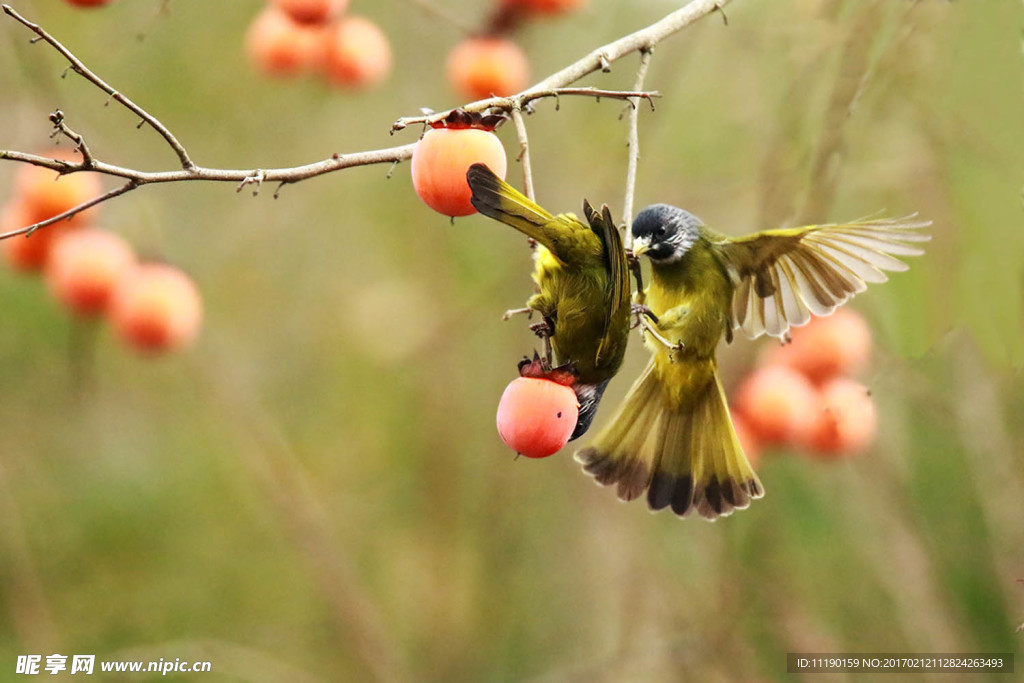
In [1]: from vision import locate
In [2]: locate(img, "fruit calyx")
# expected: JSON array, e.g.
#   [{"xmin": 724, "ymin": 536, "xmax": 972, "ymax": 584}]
[
  {"xmin": 517, "ymin": 351, "xmax": 577, "ymax": 386},
  {"xmin": 428, "ymin": 109, "xmax": 508, "ymax": 132}
]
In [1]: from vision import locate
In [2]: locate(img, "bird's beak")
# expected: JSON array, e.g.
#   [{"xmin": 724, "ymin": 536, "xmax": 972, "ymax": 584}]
[{"xmin": 632, "ymin": 236, "xmax": 651, "ymax": 257}]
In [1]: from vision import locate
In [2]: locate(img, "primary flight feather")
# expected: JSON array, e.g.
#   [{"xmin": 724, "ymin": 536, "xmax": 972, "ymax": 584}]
[{"xmin": 577, "ymin": 205, "xmax": 929, "ymax": 519}]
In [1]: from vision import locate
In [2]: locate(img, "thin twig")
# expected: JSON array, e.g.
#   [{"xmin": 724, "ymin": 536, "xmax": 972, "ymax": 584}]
[
  {"xmin": 22, "ymin": 180, "xmax": 137, "ymax": 237},
  {"xmin": 48, "ymin": 110, "xmax": 95, "ymax": 167},
  {"xmin": 392, "ymin": 88, "xmax": 661, "ymax": 132},
  {"xmin": 2, "ymin": 3, "xmax": 196, "ymax": 171},
  {"xmin": 0, "ymin": 0, "xmax": 731, "ymax": 239},
  {"xmin": 510, "ymin": 107, "xmax": 535, "ymax": 201},
  {"xmin": 535, "ymin": 1, "xmax": 726, "ymax": 88},
  {"xmin": 622, "ymin": 48, "xmax": 653, "ymax": 246},
  {"xmin": 0, "ymin": 145, "xmax": 416, "ymax": 239},
  {"xmin": 402, "ymin": 0, "xmax": 476, "ymax": 35}
]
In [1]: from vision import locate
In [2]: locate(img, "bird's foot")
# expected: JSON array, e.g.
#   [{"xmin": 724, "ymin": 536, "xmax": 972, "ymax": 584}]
[
  {"xmin": 639, "ymin": 317, "xmax": 684, "ymax": 361},
  {"xmin": 503, "ymin": 307, "xmax": 533, "ymax": 321},
  {"xmin": 528, "ymin": 316, "xmax": 555, "ymax": 364},
  {"xmin": 528, "ymin": 318, "xmax": 553, "ymax": 338},
  {"xmin": 627, "ymin": 250, "xmax": 645, "ymax": 293},
  {"xmin": 630, "ymin": 303, "xmax": 658, "ymax": 329}
]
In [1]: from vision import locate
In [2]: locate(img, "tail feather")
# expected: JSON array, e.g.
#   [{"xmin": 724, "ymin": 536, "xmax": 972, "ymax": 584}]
[
  {"xmin": 467, "ymin": 163, "xmax": 558, "ymax": 248},
  {"xmin": 576, "ymin": 359, "xmax": 763, "ymax": 520},
  {"xmin": 576, "ymin": 362, "xmax": 661, "ymax": 501}
]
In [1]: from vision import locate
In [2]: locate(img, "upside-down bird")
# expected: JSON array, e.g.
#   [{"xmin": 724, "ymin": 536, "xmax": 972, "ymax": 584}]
[
  {"xmin": 576, "ymin": 205, "xmax": 929, "ymax": 519},
  {"xmin": 467, "ymin": 163, "xmax": 631, "ymax": 440}
]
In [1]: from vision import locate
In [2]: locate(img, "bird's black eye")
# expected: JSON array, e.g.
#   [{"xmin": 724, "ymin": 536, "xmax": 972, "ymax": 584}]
[{"xmin": 655, "ymin": 226, "xmax": 666, "ymax": 237}]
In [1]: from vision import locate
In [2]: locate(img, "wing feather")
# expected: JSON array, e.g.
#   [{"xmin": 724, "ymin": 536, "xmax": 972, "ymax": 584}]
[
  {"xmin": 782, "ymin": 253, "xmax": 835, "ymax": 316},
  {"xmin": 585, "ymin": 201, "xmax": 630, "ymax": 365},
  {"xmin": 775, "ymin": 256, "xmax": 812, "ymax": 328},
  {"xmin": 717, "ymin": 215, "xmax": 930, "ymax": 339}
]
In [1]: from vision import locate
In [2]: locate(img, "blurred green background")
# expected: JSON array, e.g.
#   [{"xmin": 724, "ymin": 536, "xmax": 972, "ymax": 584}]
[{"xmin": 1, "ymin": 0, "xmax": 1022, "ymax": 680}]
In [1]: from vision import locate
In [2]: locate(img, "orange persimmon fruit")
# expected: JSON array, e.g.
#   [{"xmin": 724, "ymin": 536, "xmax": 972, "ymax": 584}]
[
  {"xmin": 109, "ymin": 263, "xmax": 203, "ymax": 353},
  {"xmin": 500, "ymin": 0, "xmax": 587, "ymax": 15},
  {"xmin": 766, "ymin": 308, "xmax": 873, "ymax": 384},
  {"xmin": 411, "ymin": 127, "xmax": 507, "ymax": 217},
  {"xmin": 733, "ymin": 364, "xmax": 819, "ymax": 446},
  {"xmin": 63, "ymin": 0, "xmax": 115, "ymax": 7},
  {"xmin": 15, "ymin": 157, "xmax": 102, "ymax": 226},
  {"xmin": 246, "ymin": 6, "xmax": 327, "ymax": 76},
  {"xmin": 805, "ymin": 378, "xmax": 878, "ymax": 456},
  {"xmin": 496, "ymin": 376, "xmax": 579, "ymax": 458},
  {"xmin": 322, "ymin": 16, "xmax": 392, "ymax": 88},
  {"xmin": 1, "ymin": 201, "xmax": 83, "ymax": 273},
  {"xmin": 446, "ymin": 37, "xmax": 530, "ymax": 100},
  {"xmin": 271, "ymin": 0, "xmax": 347, "ymax": 25},
  {"xmin": 45, "ymin": 228, "xmax": 136, "ymax": 316}
]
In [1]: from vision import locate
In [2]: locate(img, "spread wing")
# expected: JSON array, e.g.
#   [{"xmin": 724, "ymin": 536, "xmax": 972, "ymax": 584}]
[
  {"xmin": 713, "ymin": 215, "xmax": 931, "ymax": 339},
  {"xmin": 583, "ymin": 200, "xmax": 630, "ymax": 363}
]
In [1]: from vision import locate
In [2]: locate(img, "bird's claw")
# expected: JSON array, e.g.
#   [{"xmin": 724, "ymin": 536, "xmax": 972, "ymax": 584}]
[
  {"xmin": 528, "ymin": 319, "xmax": 553, "ymax": 339},
  {"xmin": 525, "ymin": 316, "xmax": 555, "ymax": 364},
  {"xmin": 630, "ymin": 303, "xmax": 658, "ymax": 329},
  {"xmin": 627, "ymin": 251, "xmax": 645, "ymax": 300},
  {"xmin": 638, "ymin": 316, "xmax": 684, "ymax": 360}
]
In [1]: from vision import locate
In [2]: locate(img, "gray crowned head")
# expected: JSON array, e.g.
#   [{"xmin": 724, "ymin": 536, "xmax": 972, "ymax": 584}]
[{"xmin": 631, "ymin": 204, "xmax": 703, "ymax": 264}]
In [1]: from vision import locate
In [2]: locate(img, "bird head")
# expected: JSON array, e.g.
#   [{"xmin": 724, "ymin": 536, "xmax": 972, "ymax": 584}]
[
  {"xmin": 569, "ymin": 379, "xmax": 610, "ymax": 442},
  {"xmin": 631, "ymin": 204, "xmax": 703, "ymax": 264}
]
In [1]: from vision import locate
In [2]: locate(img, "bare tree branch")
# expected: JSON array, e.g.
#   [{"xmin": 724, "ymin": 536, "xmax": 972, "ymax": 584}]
[
  {"xmin": 510, "ymin": 107, "xmax": 535, "ymax": 201},
  {"xmin": 1, "ymin": 3, "xmax": 195, "ymax": 170},
  {"xmin": 48, "ymin": 109, "xmax": 95, "ymax": 166},
  {"xmin": 394, "ymin": 0, "xmax": 732, "ymax": 130},
  {"xmin": 623, "ymin": 48, "xmax": 653, "ymax": 246},
  {"xmin": 391, "ymin": 88, "xmax": 661, "ymax": 132},
  {"xmin": 0, "ymin": 0, "xmax": 731, "ymax": 240},
  {"xmin": 0, "ymin": 145, "xmax": 417, "ymax": 240}
]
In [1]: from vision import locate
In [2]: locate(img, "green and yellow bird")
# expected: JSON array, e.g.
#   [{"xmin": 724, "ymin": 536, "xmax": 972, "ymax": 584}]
[
  {"xmin": 467, "ymin": 163, "xmax": 631, "ymax": 440},
  {"xmin": 577, "ymin": 204, "xmax": 930, "ymax": 519}
]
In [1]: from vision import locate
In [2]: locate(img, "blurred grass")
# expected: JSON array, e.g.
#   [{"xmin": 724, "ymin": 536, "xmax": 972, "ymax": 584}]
[{"xmin": 1, "ymin": 0, "xmax": 1022, "ymax": 681}]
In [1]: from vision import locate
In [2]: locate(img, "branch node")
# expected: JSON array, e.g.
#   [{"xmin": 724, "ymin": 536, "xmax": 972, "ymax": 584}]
[
  {"xmin": 237, "ymin": 170, "xmax": 266, "ymax": 196},
  {"xmin": 598, "ymin": 52, "xmax": 612, "ymax": 73}
]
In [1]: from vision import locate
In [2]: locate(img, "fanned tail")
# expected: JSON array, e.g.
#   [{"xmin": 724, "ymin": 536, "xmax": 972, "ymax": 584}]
[
  {"xmin": 466, "ymin": 163, "xmax": 563, "ymax": 251},
  {"xmin": 575, "ymin": 359, "xmax": 763, "ymax": 520}
]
